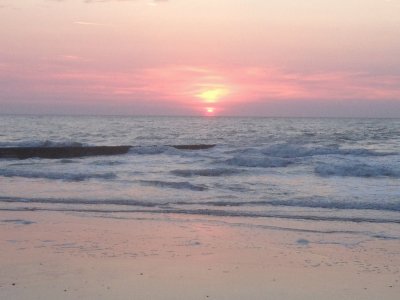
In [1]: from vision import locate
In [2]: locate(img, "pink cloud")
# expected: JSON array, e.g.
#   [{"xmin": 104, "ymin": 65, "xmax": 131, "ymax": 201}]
[{"xmin": 1, "ymin": 62, "xmax": 400, "ymax": 115}]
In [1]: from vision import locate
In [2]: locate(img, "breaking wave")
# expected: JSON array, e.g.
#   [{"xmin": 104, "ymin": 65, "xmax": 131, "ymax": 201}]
[{"xmin": 259, "ymin": 143, "xmax": 396, "ymax": 158}]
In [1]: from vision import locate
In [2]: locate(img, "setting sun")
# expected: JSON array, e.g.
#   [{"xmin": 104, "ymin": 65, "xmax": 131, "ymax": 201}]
[{"xmin": 205, "ymin": 107, "xmax": 215, "ymax": 115}]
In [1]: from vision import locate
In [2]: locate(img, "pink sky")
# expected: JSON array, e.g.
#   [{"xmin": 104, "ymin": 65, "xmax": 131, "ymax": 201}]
[{"xmin": 0, "ymin": 0, "xmax": 399, "ymax": 117}]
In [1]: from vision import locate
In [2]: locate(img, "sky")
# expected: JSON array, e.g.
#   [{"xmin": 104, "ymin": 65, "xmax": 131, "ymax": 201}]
[{"xmin": 0, "ymin": 0, "xmax": 399, "ymax": 117}]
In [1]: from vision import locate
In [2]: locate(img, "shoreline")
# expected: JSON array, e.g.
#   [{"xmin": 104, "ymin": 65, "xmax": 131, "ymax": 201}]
[{"xmin": 1, "ymin": 210, "xmax": 399, "ymax": 299}]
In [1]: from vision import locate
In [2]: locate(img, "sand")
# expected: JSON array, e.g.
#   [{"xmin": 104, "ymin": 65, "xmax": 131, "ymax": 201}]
[{"xmin": 0, "ymin": 210, "xmax": 399, "ymax": 300}]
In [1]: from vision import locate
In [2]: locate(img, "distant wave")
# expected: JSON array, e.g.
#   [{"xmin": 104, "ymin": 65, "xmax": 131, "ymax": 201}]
[
  {"xmin": 89, "ymin": 160, "xmax": 125, "ymax": 166},
  {"xmin": 129, "ymin": 145, "xmax": 170, "ymax": 155},
  {"xmin": 0, "ymin": 169, "xmax": 116, "ymax": 181},
  {"xmin": 0, "ymin": 140, "xmax": 87, "ymax": 148},
  {"xmin": 259, "ymin": 143, "xmax": 397, "ymax": 158},
  {"xmin": 138, "ymin": 180, "xmax": 207, "ymax": 191},
  {"xmin": 0, "ymin": 196, "xmax": 160, "ymax": 207},
  {"xmin": 129, "ymin": 144, "xmax": 216, "ymax": 155},
  {"xmin": 225, "ymin": 155, "xmax": 292, "ymax": 168},
  {"xmin": 171, "ymin": 168, "xmax": 241, "ymax": 177},
  {"xmin": 315, "ymin": 162, "xmax": 400, "ymax": 178}
]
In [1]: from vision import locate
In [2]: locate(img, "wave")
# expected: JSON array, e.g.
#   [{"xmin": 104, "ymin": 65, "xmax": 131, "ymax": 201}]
[
  {"xmin": 1, "ymin": 196, "xmax": 399, "ymax": 224},
  {"xmin": 260, "ymin": 143, "xmax": 396, "ymax": 158},
  {"xmin": 133, "ymin": 208, "xmax": 400, "ymax": 224},
  {"xmin": 1, "ymin": 219, "xmax": 36, "ymax": 225},
  {"xmin": 181, "ymin": 199, "xmax": 400, "ymax": 212},
  {"xmin": 315, "ymin": 162, "xmax": 400, "ymax": 178},
  {"xmin": 222, "ymin": 143, "xmax": 396, "ymax": 168},
  {"xmin": 129, "ymin": 145, "xmax": 170, "ymax": 155},
  {"xmin": 0, "ymin": 140, "xmax": 86, "ymax": 148},
  {"xmin": 138, "ymin": 180, "xmax": 207, "ymax": 191},
  {"xmin": 5, "ymin": 196, "xmax": 399, "ymax": 213},
  {"xmin": 0, "ymin": 203, "xmax": 398, "ymax": 225},
  {"xmin": 170, "ymin": 144, "xmax": 216, "ymax": 150},
  {"xmin": 0, "ymin": 169, "xmax": 116, "ymax": 181},
  {"xmin": 171, "ymin": 168, "xmax": 241, "ymax": 177},
  {"xmin": 3, "ymin": 194, "xmax": 400, "ymax": 213},
  {"xmin": 129, "ymin": 144, "xmax": 216, "ymax": 155},
  {"xmin": 89, "ymin": 160, "xmax": 124, "ymax": 166},
  {"xmin": 225, "ymin": 155, "xmax": 292, "ymax": 168},
  {"xmin": 59, "ymin": 159, "xmax": 78, "ymax": 164},
  {"xmin": 0, "ymin": 196, "xmax": 160, "ymax": 207}
]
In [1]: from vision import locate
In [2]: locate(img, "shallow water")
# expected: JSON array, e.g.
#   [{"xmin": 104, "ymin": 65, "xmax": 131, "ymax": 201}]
[{"xmin": 0, "ymin": 115, "xmax": 399, "ymax": 240}]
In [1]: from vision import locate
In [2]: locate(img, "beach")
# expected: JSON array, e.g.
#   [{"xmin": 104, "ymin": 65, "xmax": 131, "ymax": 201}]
[{"xmin": 1, "ymin": 210, "xmax": 399, "ymax": 300}]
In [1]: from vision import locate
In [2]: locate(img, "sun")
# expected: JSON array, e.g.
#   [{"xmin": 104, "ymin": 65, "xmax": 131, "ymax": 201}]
[
  {"xmin": 204, "ymin": 107, "xmax": 216, "ymax": 116},
  {"xmin": 197, "ymin": 88, "xmax": 229, "ymax": 103}
]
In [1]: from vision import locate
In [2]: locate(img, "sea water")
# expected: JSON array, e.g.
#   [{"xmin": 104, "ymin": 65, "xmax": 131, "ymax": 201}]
[{"xmin": 0, "ymin": 115, "xmax": 399, "ymax": 242}]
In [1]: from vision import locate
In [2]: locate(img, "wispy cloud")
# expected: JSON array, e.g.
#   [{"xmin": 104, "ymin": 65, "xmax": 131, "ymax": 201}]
[
  {"xmin": 73, "ymin": 21, "xmax": 109, "ymax": 26},
  {"xmin": 0, "ymin": 0, "xmax": 18, "ymax": 10},
  {"xmin": 49, "ymin": 0, "xmax": 170, "ymax": 7},
  {"xmin": 50, "ymin": 0, "xmax": 169, "ymax": 3}
]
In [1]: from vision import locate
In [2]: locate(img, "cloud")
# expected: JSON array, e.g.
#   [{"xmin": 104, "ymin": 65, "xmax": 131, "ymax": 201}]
[
  {"xmin": 1, "ymin": 63, "xmax": 399, "ymax": 116},
  {"xmin": 49, "ymin": 0, "xmax": 168, "ymax": 3},
  {"xmin": 3, "ymin": 64, "xmax": 400, "ymax": 102},
  {"xmin": 0, "ymin": 0, "xmax": 17, "ymax": 9},
  {"xmin": 74, "ymin": 21, "xmax": 109, "ymax": 26}
]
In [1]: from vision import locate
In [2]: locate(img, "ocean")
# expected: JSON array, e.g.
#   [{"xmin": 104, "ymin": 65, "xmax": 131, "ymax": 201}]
[{"xmin": 1, "ymin": 115, "xmax": 399, "ymax": 242}]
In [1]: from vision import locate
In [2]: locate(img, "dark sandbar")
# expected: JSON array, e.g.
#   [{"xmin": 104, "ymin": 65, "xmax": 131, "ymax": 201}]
[{"xmin": 0, "ymin": 144, "xmax": 216, "ymax": 159}]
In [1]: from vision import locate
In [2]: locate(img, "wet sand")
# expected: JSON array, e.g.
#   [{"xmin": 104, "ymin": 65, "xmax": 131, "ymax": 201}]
[{"xmin": 0, "ymin": 210, "xmax": 399, "ymax": 300}]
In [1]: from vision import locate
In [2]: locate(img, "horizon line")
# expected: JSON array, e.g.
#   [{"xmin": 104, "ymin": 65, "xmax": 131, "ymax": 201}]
[{"xmin": 0, "ymin": 113, "xmax": 399, "ymax": 120}]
